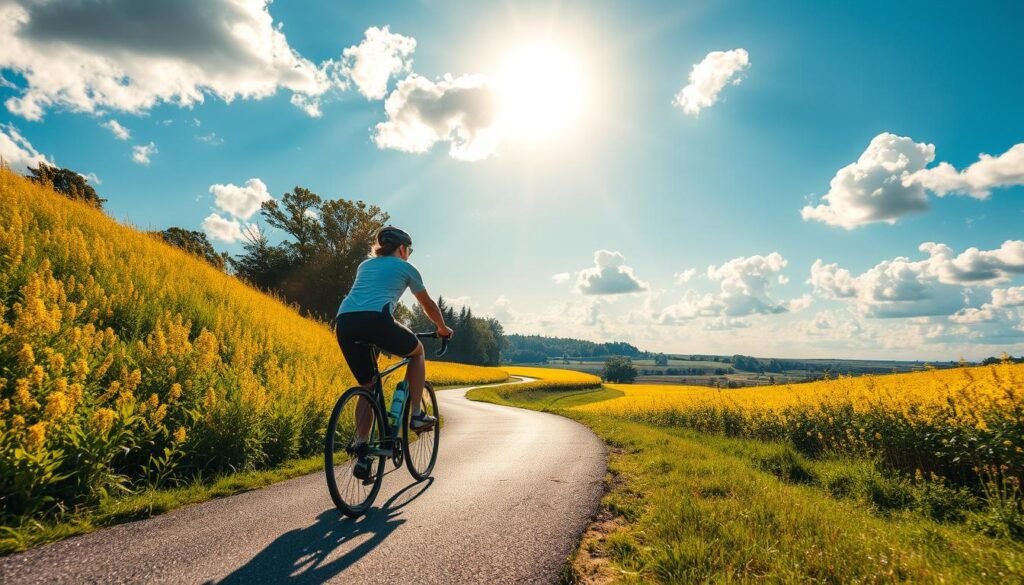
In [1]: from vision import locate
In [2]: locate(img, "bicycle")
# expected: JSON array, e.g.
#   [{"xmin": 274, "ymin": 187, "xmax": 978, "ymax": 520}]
[{"xmin": 324, "ymin": 331, "xmax": 450, "ymax": 518}]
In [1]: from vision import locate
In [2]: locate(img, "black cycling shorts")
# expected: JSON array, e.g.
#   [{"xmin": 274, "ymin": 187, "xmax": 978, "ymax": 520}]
[{"xmin": 336, "ymin": 306, "xmax": 419, "ymax": 385}]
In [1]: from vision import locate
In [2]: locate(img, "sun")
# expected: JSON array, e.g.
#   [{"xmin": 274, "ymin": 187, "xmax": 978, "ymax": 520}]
[{"xmin": 494, "ymin": 42, "xmax": 588, "ymax": 141}]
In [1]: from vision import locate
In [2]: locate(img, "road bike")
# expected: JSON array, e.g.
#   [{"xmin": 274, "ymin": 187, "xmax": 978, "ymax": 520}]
[{"xmin": 324, "ymin": 331, "xmax": 449, "ymax": 518}]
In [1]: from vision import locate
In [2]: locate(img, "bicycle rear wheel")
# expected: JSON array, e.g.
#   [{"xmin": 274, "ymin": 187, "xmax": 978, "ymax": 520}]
[
  {"xmin": 325, "ymin": 388, "xmax": 386, "ymax": 517},
  {"xmin": 402, "ymin": 381, "xmax": 440, "ymax": 481}
]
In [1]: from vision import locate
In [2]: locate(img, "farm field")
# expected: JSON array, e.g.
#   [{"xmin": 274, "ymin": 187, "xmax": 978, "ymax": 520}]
[
  {"xmin": 469, "ymin": 365, "xmax": 1024, "ymax": 583},
  {"xmin": 0, "ymin": 170, "xmax": 508, "ymax": 553},
  {"xmin": 512, "ymin": 356, "xmax": 950, "ymax": 388}
]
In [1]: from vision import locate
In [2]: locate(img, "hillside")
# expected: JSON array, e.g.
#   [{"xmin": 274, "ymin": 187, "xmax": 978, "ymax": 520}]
[{"xmin": 0, "ymin": 169, "xmax": 506, "ymax": 526}]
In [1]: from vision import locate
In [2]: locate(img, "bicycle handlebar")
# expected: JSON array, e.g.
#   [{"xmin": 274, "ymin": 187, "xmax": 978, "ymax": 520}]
[{"xmin": 415, "ymin": 331, "xmax": 451, "ymax": 357}]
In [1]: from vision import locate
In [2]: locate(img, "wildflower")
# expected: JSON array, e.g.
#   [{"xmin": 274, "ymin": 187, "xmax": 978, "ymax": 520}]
[
  {"xmin": 204, "ymin": 387, "xmax": 217, "ymax": 408},
  {"xmin": 26, "ymin": 422, "xmax": 47, "ymax": 450},
  {"xmin": 12, "ymin": 414, "xmax": 26, "ymax": 428},
  {"xmin": 45, "ymin": 391, "xmax": 70, "ymax": 419},
  {"xmin": 148, "ymin": 393, "xmax": 159, "ymax": 409},
  {"xmin": 89, "ymin": 408, "xmax": 116, "ymax": 434},
  {"xmin": 31, "ymin": 365, "xmax": 46, "ymax": 386},
  {"xmin": 152, "ymin": 404, "xmax": 167, "ymax": 424},
  {"xmin": 49, "ymin": 352, "xmax": 65, "ymax": 374},
  {"xmin": 169, "ymin": 383, "xmax": 182, "ymax": 401},
  {"xmin": 13, "ymin": 378, "xmax": 38, "ymax": 409},
  {"xmin": 172, "ymin": 426, "xmax": 187, "ymax": 445},
  {"xmin": 70, "ymin": 358, "xmax": 90, "ymax": 381},
  {"xmin": 17, "ymin": 344, "xmax": 34, "ymax": 367},
  {"xmin": 167, "ymin": 366, "xmax": 177, "ymax": 379}
]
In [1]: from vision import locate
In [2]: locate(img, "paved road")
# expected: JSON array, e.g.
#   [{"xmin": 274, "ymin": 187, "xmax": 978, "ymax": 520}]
[{"xmin": 0, "ymin": 383, "xmax": 607, "ymax": 584}]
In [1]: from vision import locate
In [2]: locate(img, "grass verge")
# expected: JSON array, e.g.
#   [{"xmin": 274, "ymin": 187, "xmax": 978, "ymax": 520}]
[{"xmin": 469, "ymin": 382, "xmax": 1024, "ymax": 584}]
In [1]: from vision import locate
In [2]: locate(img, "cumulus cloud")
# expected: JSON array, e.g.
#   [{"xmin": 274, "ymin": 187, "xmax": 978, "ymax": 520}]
[
  {"xmin": 201, "ymin": 212, "xmax": 244, "ymax": 243},
  {"xmin": 196, "ymin": 132, "xmax": 224, "ymax": 146},
  {"xmin": 0, "ymin": 0, "xmax": 333, "ymax": 120},
  {"xmin": 337, "ymin": 26, "xmax": 415, "ymax": 100},
  {"xmin": 374, "ymin": 73, "xmax": 501, "ymax": 161},
  {"xmin": 209, "ymin": 178, "xmax": 271, "ymax": 220},
  {"xmin": 659, "ymin": 253, "xmax": 797, "ymax": 327},
  {"xmin": 672, "ymin": 48, "xmax": 750, "ymax": 116},
  {"xmin": 0, "ymin": 123, "xmax": 48, "ymax": 172},
  {"xmin": 919, "ymin": 241, "xmax": 1024, "ymax": 285},
  {"xmin": 909, "ymin": 143, "xmax": 1024, "ymax": 198},
  {"xmin": 801, "ymin": 133, "xmax": 934, "ymax": 229},
  {"xmin": 993, "ymin": 286, "xmax": 1024, "ymax": 308},
  {"xmin": 552, "ymin": 272, "xmax": 571, "ymax": 285},
  {"xmin": 131, "ymin": 142, "xmax": 157, "ymax": 165},
  {"xmin": 575, "ymin": 250, "xmax": 649, "ymax": 295},
  {"xmin": 101, "ymin": 119, "xmax": 131, "ymax": 140},
  {"xmin": 803, "ymin": 133, "xmax": 1024, "ymax": 229},
  {"xmin": 810, "ymin": 256, "xmax": 964, "ymax": 318},
  {"xmin": 809, "ymin": 241, "xmax": 1024, "ymax": 319}
]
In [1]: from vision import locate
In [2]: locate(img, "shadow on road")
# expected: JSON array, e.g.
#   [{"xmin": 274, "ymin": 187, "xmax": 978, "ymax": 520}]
[{"xmin": 212, "ymin": 478, "xmax": 434, "ymax": 585}]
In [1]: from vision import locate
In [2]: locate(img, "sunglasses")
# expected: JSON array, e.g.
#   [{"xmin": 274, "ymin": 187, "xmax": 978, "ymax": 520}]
[{"xmin": 405, "ymin": 245, "xmax": 414, "ymax": 256}]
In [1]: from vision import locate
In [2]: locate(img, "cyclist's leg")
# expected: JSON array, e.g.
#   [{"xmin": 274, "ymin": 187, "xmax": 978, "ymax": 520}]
[
  {"xmin": 336, "ymin": 314, "xmax": 378, "ymax": 444},
  {"xmin": 404, "ymin": 341, "xmax": 426, "ymax": 415}
]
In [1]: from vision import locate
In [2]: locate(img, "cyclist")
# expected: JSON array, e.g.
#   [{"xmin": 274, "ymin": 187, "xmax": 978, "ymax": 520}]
[{"xmin": 335, "ymin": 226, "xmax": 453, "ymax": 468}]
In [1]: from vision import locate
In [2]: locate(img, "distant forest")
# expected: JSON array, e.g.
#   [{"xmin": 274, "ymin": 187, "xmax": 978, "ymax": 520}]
[{"xmin": 504, "ymin": 334, "xmax": 641, "ymax": 363}]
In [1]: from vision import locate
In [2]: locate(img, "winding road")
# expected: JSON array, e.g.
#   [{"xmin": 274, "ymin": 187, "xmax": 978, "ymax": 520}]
[{"xmin": 0, "ymin": 383, "xmax": 607, "ymax": 584}]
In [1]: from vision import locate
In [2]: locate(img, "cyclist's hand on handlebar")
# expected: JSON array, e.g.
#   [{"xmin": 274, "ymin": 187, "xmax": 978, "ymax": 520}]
[{"xmin": 437, "ymin": 324, "xmax": 454, "ymax": 339}]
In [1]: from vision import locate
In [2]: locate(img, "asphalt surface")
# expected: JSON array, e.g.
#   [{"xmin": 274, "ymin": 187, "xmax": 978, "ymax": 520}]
[{"xmin": 0, "ymin": 382, "xmax": 607, "ymax": 584}]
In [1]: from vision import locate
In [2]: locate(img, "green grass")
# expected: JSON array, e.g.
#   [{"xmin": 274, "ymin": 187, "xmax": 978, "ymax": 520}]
[{"xmin": 469, "ymin": 386, "xmax": 1024, "ymax": 584}]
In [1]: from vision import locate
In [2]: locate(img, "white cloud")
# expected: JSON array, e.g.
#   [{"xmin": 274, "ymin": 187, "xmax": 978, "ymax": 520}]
[
  {"xmin": 0, "ymin": 0, "xmax": 333, "ymax": 120},
  {"xmin": 909, "ymin": 143, "xmax": 1024, "ymax": 198},
  {"xmin": 336, "ymin": 26, "xmax": 415, "ymax": 100},
  {"xmin": 787, "ymin": 294, "xmax": 813, "ymax": 312},
  {"xmin": 659, "ymin": 252, "xmax": 796, "ymax": 327},
  {"xmin": 810, "ymin": 256, "xmax": 964, "ymax": 319},
  {"xmin": 575, "ymin": 250, "xmax": 649, "ymax": 295},
  {"xmin": 803, "ymin": 133, "xmax": 1024, "ymax": 229},
  {"xmin": 131, "ymin": 142, "xmax": 157, "ymax": 165},
  {"xmin": 374, "ymin": 73, "xmax": 501, "ymax": 161},
  {"xmin": 101, "ymin": 119, "xmax": 131, "ymax": 140},
  {"xmin": 801, "ymin": 133, "xmax": 934, "ymax": 229},
  {"xmin": 674, "ymin": 268, "xmax": 697, "ymax": 284},
  {"xmin": 993, "ymin": 286, "xmax": 1024, "ymax": 308},
  {"xmin": 0, "ymin": 123, "xmax": 48, "ymax": 172},
  {"xmin": 201, "ymin": 212, "xmax": 244, "ymax": 243},
  {"xmin": 552, "ymin": 272, "xmax": 571, "ymax": 284},
  {"xmin": 809, "ymin": 241, "xmax": 1024, "ymax": 319},
  {"xmin": 920, "ymin": 241, "xmax": 1024, "ymax": 285},
  {"xmin": 672, "ymin": 48, "xmax": 750, "ymax": 116},
  {"xmin": 209, "ymin": 178, "xmax": 271, "ymax": 220}
]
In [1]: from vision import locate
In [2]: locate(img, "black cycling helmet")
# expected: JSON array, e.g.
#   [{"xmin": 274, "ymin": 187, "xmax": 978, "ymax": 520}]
[{"xmin": 376, "ymin": 225, "xmax": 412, "ymax": 247}]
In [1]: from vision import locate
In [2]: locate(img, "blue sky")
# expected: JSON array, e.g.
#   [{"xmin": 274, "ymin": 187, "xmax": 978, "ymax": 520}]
[{"xmin": 2, "ymin": 0, "xmax": 1023, "ymax": 360}]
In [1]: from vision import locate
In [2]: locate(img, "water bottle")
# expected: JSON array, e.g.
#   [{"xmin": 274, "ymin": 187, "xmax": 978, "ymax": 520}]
[{"xmin": 388, "ymin": 381, "xmax": 408, "ymax": 429}]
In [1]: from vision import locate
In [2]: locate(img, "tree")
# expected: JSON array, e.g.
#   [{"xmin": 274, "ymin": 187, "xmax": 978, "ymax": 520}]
[
  {"xmin": 232, "ymin": 187, "xmax": 389, "ymax": 319},
  {"xmin": 654, "ymin": 353, "xmax": 669, "ymax": 367},
  {"xmin": 154, "ymin": 227, "xmax": 229, "ymax": 270},
  {"xmin": 603, "ymin": 356, "xmax": 638, "ymax": 383},
  {"xmin": 28, "ymin": 162, "xmax": 105, "ymax": 210}
]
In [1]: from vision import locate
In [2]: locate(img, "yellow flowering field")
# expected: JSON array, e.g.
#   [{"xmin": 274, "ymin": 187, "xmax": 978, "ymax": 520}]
[
  {"xmin": 480, "ymin": 366, "xmax": 603, "ymax": 401},
  {"xmin": 0, "ymin": 169, "xmax": 506, "ymax": 524},
  {"xmin": 576, "ymin": 362, "xmax": 1024, "ymax": 493}
]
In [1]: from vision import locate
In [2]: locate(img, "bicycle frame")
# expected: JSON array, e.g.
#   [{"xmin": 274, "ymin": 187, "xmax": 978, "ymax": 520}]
[{"xmin": 362, "ymin": 332, "xmax": 448, "ymax": 458}]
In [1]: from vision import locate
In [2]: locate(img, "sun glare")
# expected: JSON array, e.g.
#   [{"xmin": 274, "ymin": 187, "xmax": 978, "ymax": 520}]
[{"xmin": 495, "ymin": 43, "xmax": 588, "ymax": 141}]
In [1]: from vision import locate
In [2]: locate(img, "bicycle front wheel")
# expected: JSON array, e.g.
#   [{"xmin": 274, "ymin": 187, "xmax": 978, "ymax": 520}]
[
  {"xmin": 402, "ymin": 381, "xmax": 440, "ymax": 481},
  {"xmin": 325, "ymin": 387, "xmax": 386, "ymax": 517}
]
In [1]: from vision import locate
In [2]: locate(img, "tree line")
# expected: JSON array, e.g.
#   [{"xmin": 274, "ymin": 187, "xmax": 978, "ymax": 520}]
[{"xmin": 505, "ymin": 334, "xmax": 641, "ymax": 363}]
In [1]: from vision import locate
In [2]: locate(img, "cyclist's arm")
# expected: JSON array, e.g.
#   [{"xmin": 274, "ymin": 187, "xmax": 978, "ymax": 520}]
[{"xmin": 413, "ymin": 290, "xmax": 452, "ymax": 337}]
